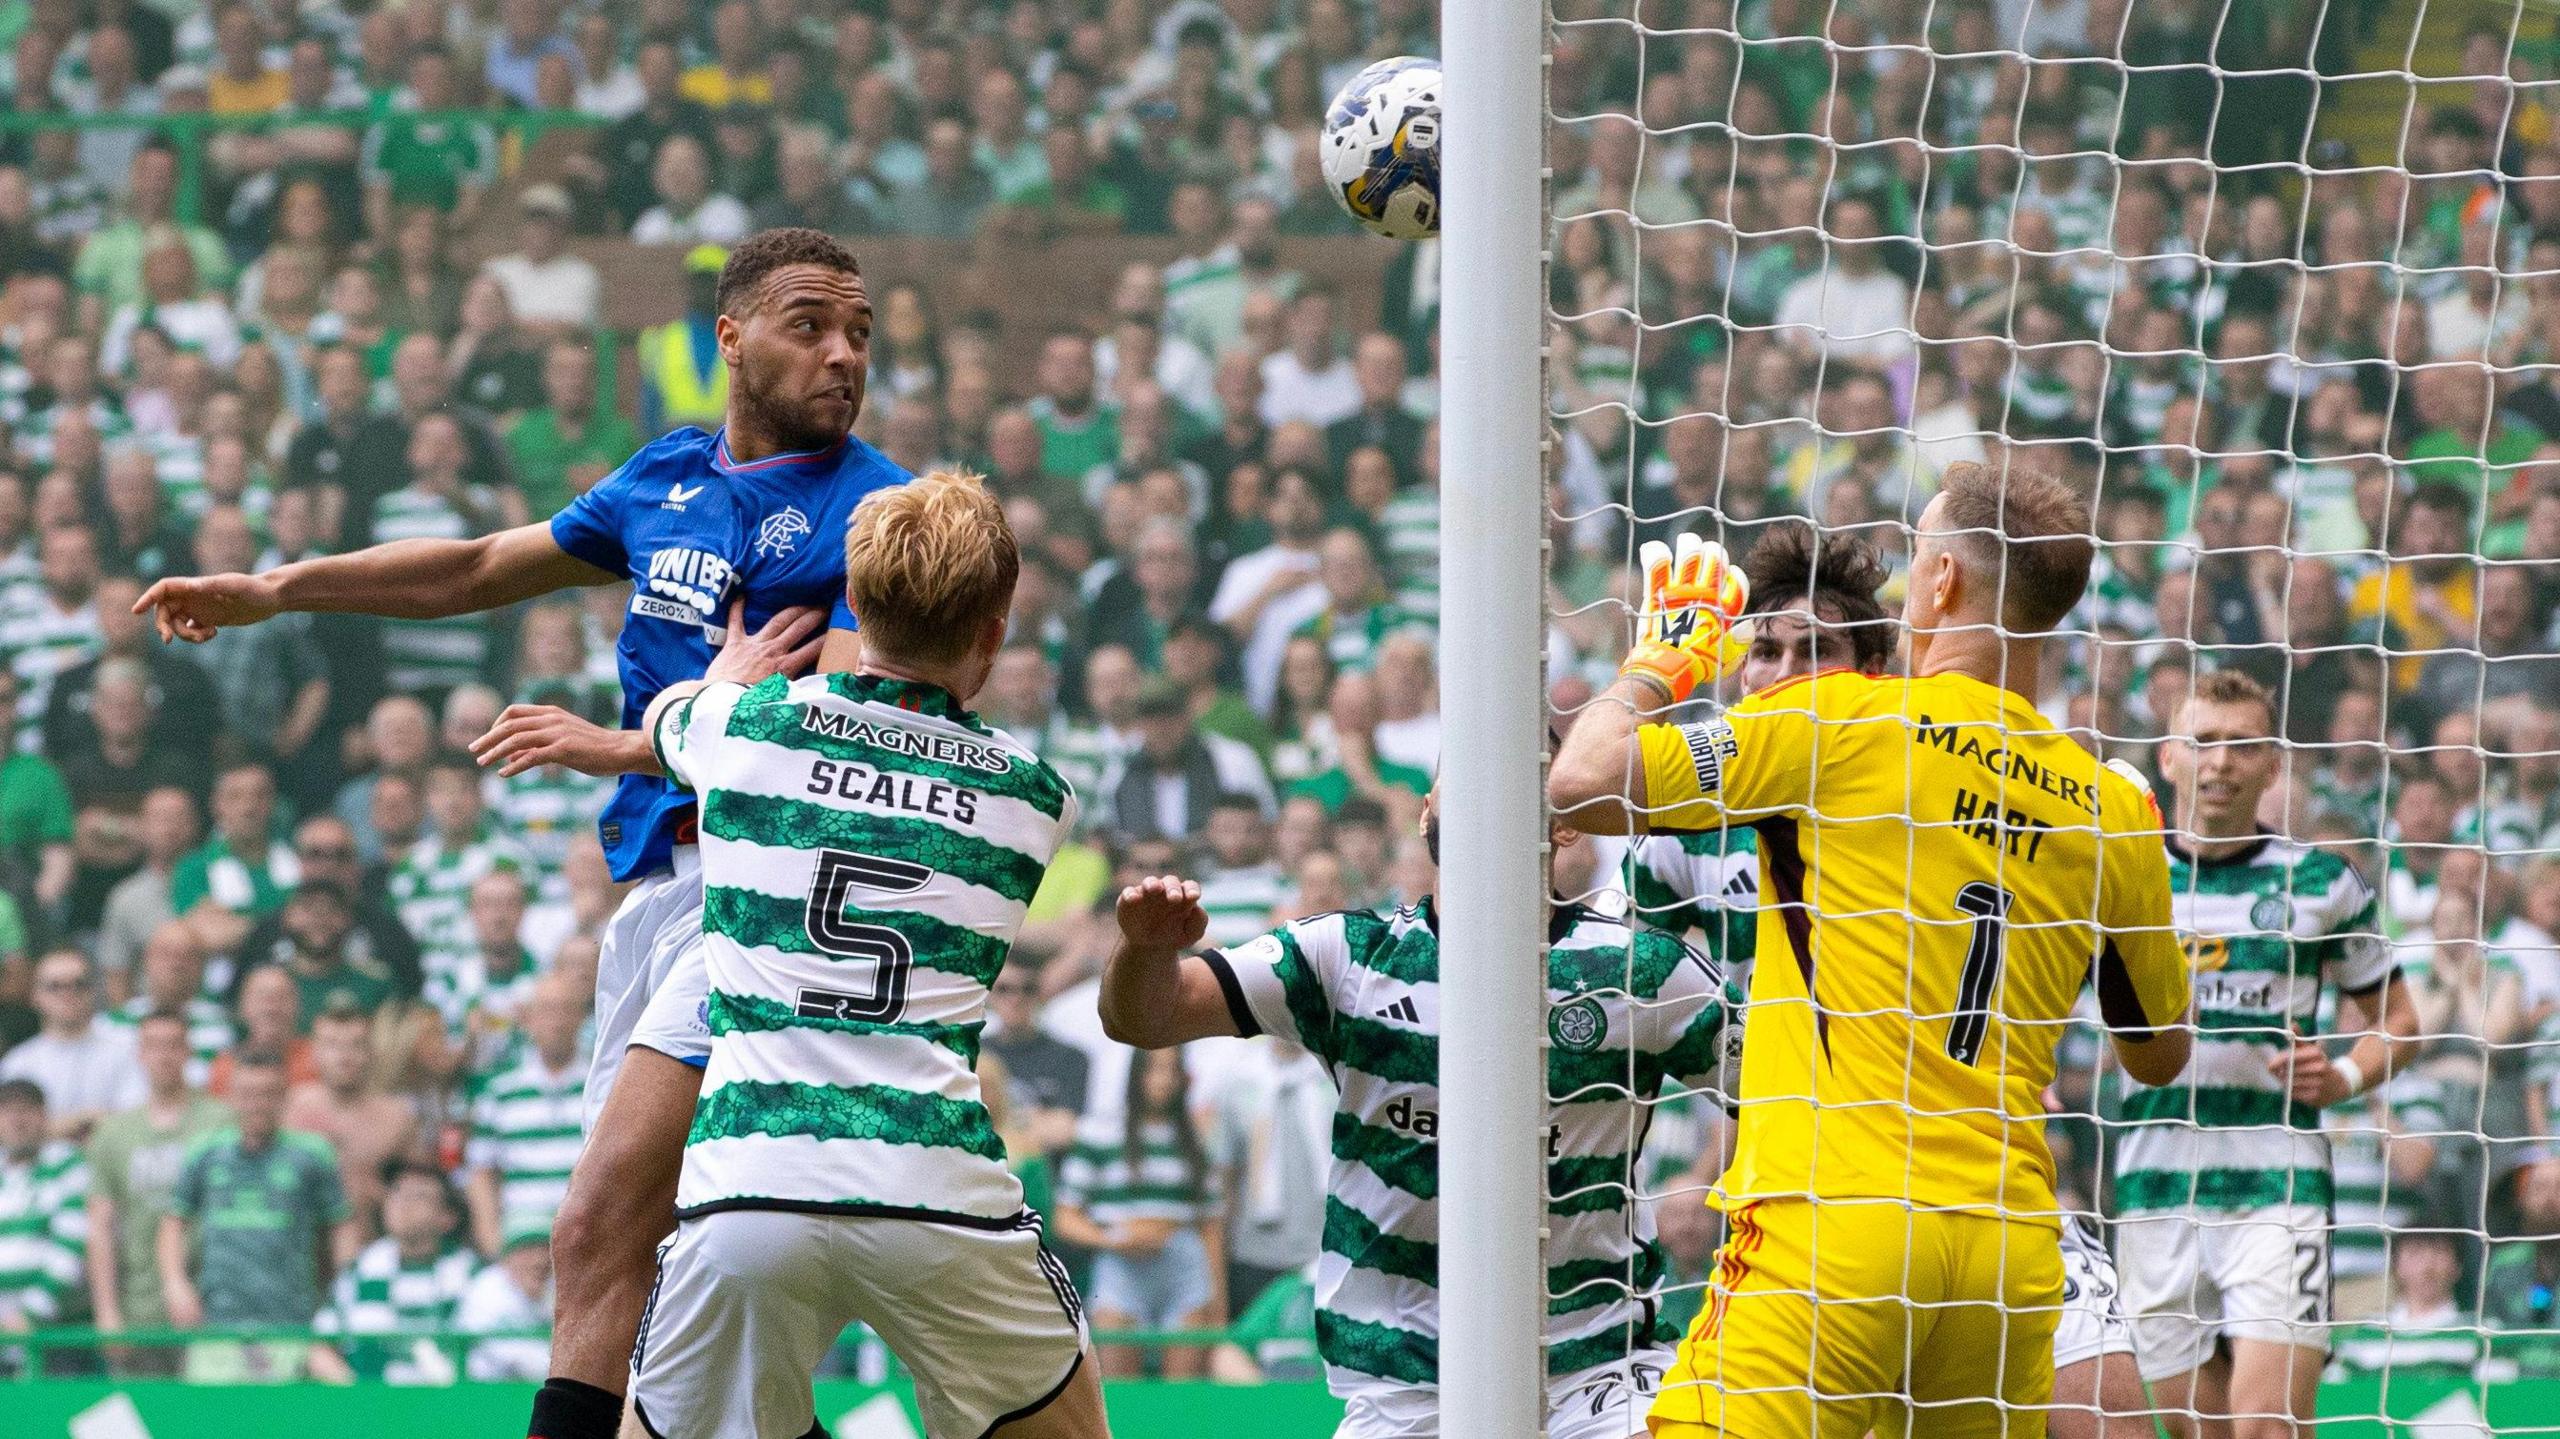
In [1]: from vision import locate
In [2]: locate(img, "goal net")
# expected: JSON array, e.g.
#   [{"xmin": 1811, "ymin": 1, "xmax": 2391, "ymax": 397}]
[{"xmin": 1544, "ymin": 0, "xmax": 2560, "ymax": 1432}]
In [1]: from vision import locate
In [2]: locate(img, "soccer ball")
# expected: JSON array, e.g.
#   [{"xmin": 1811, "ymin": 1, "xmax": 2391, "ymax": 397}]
[{"xmin": 1321, "ymin": 56, "xmax": 1442, "ymax": 240}]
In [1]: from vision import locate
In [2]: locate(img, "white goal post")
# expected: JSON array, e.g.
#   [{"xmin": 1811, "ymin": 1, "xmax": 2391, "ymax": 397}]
[{"xmin": 1435, "ymin": 0, "xmax": 1553, "ymax": 1435}]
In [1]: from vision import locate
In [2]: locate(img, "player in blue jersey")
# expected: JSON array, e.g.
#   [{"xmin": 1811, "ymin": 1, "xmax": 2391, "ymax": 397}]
[{"xmin": 133, "ymin": 227, "xmax": 907, "ymax": 1439}]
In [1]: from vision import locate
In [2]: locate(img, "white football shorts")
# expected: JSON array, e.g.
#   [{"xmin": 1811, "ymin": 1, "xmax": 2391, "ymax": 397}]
[{"xmin": 630, "ymin": 1207, "xmax": 1087, "ymax": 1439}]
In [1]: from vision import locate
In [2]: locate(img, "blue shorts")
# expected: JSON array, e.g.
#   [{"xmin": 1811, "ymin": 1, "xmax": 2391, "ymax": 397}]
[{"xmin": 1088, "ymin": 1226, "xmax": 1216, "ymax": 1328}]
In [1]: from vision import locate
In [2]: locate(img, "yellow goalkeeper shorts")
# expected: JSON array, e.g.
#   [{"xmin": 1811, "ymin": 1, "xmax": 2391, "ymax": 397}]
[{"xmin": 1646, "ymin": 1198, "xmax": 2062, "ymax": 1439}]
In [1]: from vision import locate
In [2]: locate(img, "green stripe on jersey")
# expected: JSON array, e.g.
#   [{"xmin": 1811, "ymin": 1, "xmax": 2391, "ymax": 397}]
[
  {"xmin": 1331, "ymin": 1113, "xmax": 1435, "ymax": 1200},
  {"xmin": 1322, "ymin": 1195, "xmax": 1436, "ymax": 1287},
  {"xmin": 1228, "ymin": 902, "xmax": 1727, "ymax": 1395},
  {"xmin": 2113, "ymin": 1165, "xmax": 2335, "ymax": 1212},
  {"xmin": 689, "ymin": 1080, "xmax": 1003, "ymax": 1160},
  {"xmin": 1315, "ymin": 1310, "xmax": 1438, "ymax": 1385},
  {"xmin": 708, "ymin": 991, "xmax": 984, "ymax": 1061},
  {"xmin": 2114, "ymin": 834, "xmax": 2385, "ymax": 1214},
  {"xmin": 703, "ymin": 884, "xmax": 1014, "ymax": 986},
  {"xmin": 702, "ymin": 794, "xmax": 1051, "ymax": 902},
  {"xmin": 2117, "ymin": 1084, "xmax": 2318, "ymax": 1130}
]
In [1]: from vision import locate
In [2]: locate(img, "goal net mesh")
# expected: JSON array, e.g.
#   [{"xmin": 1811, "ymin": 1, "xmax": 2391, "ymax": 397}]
[{"xmin": 1546, "ymin": 0, "xmax": 2560, "ymax": 1431}]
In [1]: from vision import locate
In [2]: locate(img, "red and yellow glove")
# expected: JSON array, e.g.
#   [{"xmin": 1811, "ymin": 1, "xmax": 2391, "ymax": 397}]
[{"xmin": 1620, "ymin": 533, "xmax": 1750, "ymax": 706}]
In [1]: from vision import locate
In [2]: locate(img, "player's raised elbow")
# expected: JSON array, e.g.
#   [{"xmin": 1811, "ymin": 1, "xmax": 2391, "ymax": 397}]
[
  {"xmin": 1546, "ymin": 750, "xmax": 1639, "ymax": 835},
  {"xmin": 2112, "ymin": 1023, "xmax": 2192, "ymax": 1088}
]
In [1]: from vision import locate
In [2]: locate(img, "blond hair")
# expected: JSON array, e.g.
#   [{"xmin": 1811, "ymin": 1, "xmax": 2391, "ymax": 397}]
[
  {"xmin": 2186, "ymin": 666, "xmax": 2278, "ymax": 736},
  {"xmin": 1936, "ymin": 460, "xmax": 2094, "ymax": 631},
  {"xmin": 843, "ymin": 470, "xmax": 1020, "ymax": 666}
]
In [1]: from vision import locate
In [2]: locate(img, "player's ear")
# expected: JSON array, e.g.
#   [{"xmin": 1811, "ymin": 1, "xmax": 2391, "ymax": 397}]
[{"xmin": 714, "ymin": 312, "xmax": 743, "ymax": 367}]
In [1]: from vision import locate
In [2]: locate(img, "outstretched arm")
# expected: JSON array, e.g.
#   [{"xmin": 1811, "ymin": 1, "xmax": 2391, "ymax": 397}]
[
  {"xmin": 136, "ymin": 523, "xmax": 609, "ymax": 641},
  {"xmin": 1099, "ymin": 876, "xmax": 1249, "ymax": 1049},
  {"xmin": 473, "ymin": 600, "xmax": 829, "ymax": 780}
]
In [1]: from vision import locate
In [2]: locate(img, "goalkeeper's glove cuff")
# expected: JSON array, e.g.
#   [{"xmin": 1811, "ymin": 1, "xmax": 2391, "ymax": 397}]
[{"xmin": 1621, "ymin": 641, "xmax": 1709, "ymax": 706}]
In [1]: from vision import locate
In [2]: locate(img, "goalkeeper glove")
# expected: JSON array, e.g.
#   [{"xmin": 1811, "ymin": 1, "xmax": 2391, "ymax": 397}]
[{"xmin": 1620, "ymin": 532, "xmax": 1750, "ymax": 706}]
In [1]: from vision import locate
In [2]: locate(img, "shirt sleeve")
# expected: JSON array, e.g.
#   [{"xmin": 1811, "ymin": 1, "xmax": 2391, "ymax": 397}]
[
  {"xmin": 1201, "ymin": 918, "xmax": 1336, "ymax": 1057},
  {"xmin": 167, "ymin": 1145, "xmax": 207, "ymax": 1220},
  {"xmin": 547, "ymin": 457, "xmax": 635, "ymax": 574},
  {"xmin": 1636, "ymin": 687, "xmax": 1822, "ymax": 832},
  {"xmin": 2315, "ymin": 862, "xmax": 2394, "ymax": 996},
  {"xmin": 2095, "ymin": 811, "xmax": 2191, "ymax": 1040},
  {"xmin": 650, "ymin": 681, "xmax": 751, "ymax": 795}
]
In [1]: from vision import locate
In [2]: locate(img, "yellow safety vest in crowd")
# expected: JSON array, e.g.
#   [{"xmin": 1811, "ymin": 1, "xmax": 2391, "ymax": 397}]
[{"xmin": 641, "ymin": 320, "xmax": 729, "ymax": 429}]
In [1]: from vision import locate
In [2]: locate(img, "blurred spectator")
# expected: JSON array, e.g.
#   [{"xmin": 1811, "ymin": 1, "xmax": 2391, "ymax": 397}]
[
  {"xmin": 84, "ymin": 1008, "xmax": 231, "ymax": 1370},
  {"xmin": 160, "ymin": 1051, "xmax": 355, "ymax": 1381},
  {"xmin": 883, "ymin": 119, "xmax": 995, "ymax": 239},
  {"xmin": 315, "ymin": 1160, "xmax": 474, "ymax": 1384},
  {"xmin": 284, "ymin": 1003, "xmax": 420, "ymax": 1243},
  {"xmin": 456, "ymin": 1224, "xmax": 552, "ymax": 1381},
  {"xmin": 206, "ymin": 965, "xmax": 315, "ymax": 1097},
  {"xmin": 93, "ymin": 788, "xmax": 198, "ymax": 985},
  {"xmin": 1109, "ymin": 679, "xmax": 1276, "ymax": 841},
  {"xmin": 463, "ymin": 971, "xmax": 584, "ymax": 1259},
  {"xmin": 359, "ymin": 48, "xmax": 496, "ymax": 240},
  {"xmin": 481, "ymin": 187, "xmax": 599, "ymax": 338},
  {"xmin": 0, "ymin": 1078, "xmax": 84, "ymax": 1344},
  {"xmin": 630, "ymin": 134, "xmax": 749, "ymax": 247},
  {"xmin": 1203, "ymin": 1035, "xmax": 1329, "ymax": 1318},
  {"xmin": 0, "ymin": 950, "xmax": 142, "ymax": 1138},
  {"xmin": 108, "ymin": 923, "xmax": 232, "ymax": 1081},
  {"xmin": 171, "ymin": 761, "xmax": 293, "ymax": 962},
  {"xmin": 1055, "ymin": 1045, "xmax": 1223, "ymax": 1378}
]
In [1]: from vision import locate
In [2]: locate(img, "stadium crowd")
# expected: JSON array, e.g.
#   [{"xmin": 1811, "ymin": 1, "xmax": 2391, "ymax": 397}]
[{"xmin": 0, "ymin": 0, "xmax": 2548, "ymax": 1400}]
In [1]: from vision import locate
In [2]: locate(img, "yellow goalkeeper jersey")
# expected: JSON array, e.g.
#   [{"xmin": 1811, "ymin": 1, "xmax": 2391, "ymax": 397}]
[{"xmin": 1638, "ymin": 668, "xmax": 2188, "ymax": 1226}]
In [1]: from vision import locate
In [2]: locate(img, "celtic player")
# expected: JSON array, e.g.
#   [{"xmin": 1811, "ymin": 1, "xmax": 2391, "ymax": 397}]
[
  {"xmin": 1624, "ymin": 526, "xmax": 1899, "ymax": 977},
  {"xmin": 2113, "ymin": 668, "xmax": 2419, "ymax": 1439},
  {"xmin": 629, "ymin": 473, "xmax": 1105, "ymax": 1439},
  {"xmin": 1100, "ymin": 790, "xmax": 1736, "ymax": 1439}
]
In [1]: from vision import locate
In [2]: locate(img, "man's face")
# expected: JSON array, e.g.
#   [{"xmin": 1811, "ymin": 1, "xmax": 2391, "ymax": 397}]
[
  {"xmin": 213, "ymin": 767, "xmax": 275, "ymax": 843},
  {"xmin": 425, "ymin": 770, "xmax": 481, "ymax": 836},
  {"xmin": 0, "ymin": 1099, "xmax": 41, "ymax": 1152},
  {"xmin": 1738, "ymin": 598, "xmax": 1857, "ymax": 693},
  {"xmin": 285, "ymin": 889, "xmax": 355, "ymax": 957},
  {"xmin": 384, "ymin": 1174, "xmax": 454, "ymax": 1248},
  {"xmin": 1206, "ymin": 807, "xmax": 1265, "ymax": 866},
  {"xmin": 722, "ymin": 264, "xmax": 872, "ymax": 453},
  {"xmin": 141, "ymin": 926, "xmax": 202, "ymax": 1003},
  {"xmin": 233, "ymin": 1067, "xmax": 287, "ymax": 1137},
  {"xmin": 1039, "ymin": 337, "xmax": 1093, "ymax": 406},
  {"xmin": 989, "ymin": 968, "xmax": 1038, "ymax": 1028},
  {"xmin": 135, "ymin": 1019, "xmax": 189, "ymax": 1088},
  {"xmin": 311, "ymin": 1017, "xmax": 368, "ymax": 1088},
  {"xmin": 33, "ymin": 956, "xmax": 90, "ymax": 1029},
  {"xmin": 2164, "ymin": 697, "xmax": 2281, "ymax": 836},
  {"xmin": 471, "ymin": 880, "xmax": 526, "ymax": 950},
  {"xmin": 39, "ymin": 526, "xmax": 97, "ymax": 601}
]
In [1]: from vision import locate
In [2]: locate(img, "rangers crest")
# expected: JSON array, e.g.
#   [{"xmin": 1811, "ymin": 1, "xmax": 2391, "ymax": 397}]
[{"xmin": 755, "ymin": 506, "xmax": 814, "ymax": 558}]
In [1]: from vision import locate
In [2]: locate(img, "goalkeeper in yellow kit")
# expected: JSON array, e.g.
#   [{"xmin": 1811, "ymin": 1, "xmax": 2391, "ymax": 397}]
[{"xmin": 1550, "ymin": 462, "xmax": 2194, "ymax": 1439}]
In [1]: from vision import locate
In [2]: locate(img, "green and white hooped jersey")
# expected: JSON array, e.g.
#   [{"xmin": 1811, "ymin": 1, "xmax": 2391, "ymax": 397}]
[
  {"xmin": 1205, "ymin": 902, "xmax": 1734, "ymax": 1402},
  {"xmin": 2111, "ymin": 832, "xmax": 2391, "ymax": 1214},
  {"xmin": 656, "ymin": 673, "xmax": 1077, "ymax": 1225},
  {"xmin": 1623, "ymin": 827, "xmax": 1760, "ymax": 981}
]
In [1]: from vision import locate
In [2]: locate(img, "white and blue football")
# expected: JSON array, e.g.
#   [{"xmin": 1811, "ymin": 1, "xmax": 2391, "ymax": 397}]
[{"xmin": 1321, "ymin": 55, "xmax": 1442, "ymax": 240}]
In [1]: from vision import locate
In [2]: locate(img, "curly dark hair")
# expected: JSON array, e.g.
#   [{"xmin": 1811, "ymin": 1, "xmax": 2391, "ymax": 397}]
[
  {"xmin": 715, "ymin": 227, "xmax": 863, "ymax": 318},
  {"xmin": 1742, "ymin": 521, "xmax": 1896, "ymax": 673}
]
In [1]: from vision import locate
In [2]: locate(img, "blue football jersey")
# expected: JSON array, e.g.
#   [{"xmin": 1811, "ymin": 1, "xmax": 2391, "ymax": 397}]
[{"xmin": 551, "ymin": 426, "xmax": 909, "ymax": 880}]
